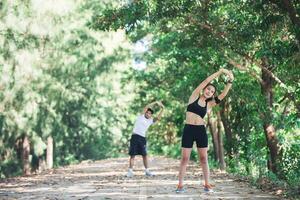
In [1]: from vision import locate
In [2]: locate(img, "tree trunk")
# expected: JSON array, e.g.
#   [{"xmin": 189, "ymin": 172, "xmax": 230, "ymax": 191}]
[
  {"xmin": 264, "ymin": 124, "xmax": 280, "ymax": 174},
  {"xmin": 207, "ymin": 112, "xmax": 220, "ymax": 162},
  {"xmin": 46, "ymin": 136, "xmax": 53, "ymax": 169},
  {"xmin": 261, "ymin": 58, "xmax": 280, "ymax": 174},
  {"xmin": 217, "ymin": 111, "xmax": 226, "ymax": 170},
  {"xmin": 38, "ymin": 156, "xmax": 46, "ymax": 172},
  {"xmin": 220, "ymin": 101, "xmax": 234, "ymax": 159},
  {"xmin": 22, "ymin": 135, "xmax": 30, "ymax": 175}
]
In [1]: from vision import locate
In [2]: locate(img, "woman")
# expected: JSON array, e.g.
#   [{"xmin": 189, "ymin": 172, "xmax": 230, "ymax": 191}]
[{"xmin": 176, "ymin": 68, "xmax": 234, "ymax": 193}]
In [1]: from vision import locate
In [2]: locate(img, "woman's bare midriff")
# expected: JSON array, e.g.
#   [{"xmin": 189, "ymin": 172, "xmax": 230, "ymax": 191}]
[{"xmin": 185, "ymin": 112, "xmax": 206, "ymax": 125}]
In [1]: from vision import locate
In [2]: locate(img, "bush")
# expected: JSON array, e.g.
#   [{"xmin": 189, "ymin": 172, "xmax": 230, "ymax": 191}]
[{"xmin": 0, "ymin": 159, "xmax": 22, "ymax": 178}]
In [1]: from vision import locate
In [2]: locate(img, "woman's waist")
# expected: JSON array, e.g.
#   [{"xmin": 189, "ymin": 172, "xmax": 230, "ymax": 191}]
[{"xmin": 185, "ymin": 113, "xmax": 206, "ymax": 125}]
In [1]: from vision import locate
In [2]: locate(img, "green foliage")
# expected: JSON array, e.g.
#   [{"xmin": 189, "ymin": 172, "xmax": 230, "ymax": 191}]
[
  {"xmin": 0, "ymin": 154, "xmax": 22, "ymax": 178},
  {"xmin": 279, "ymin": 129, "xmax": 300, "ymax": 186},
  {"xmin": 1, "ymin": 1, "xmax": 299, "ymax": 198},
  {"xmin": 0, "ymin": 0, "xmax": 134, "ymax": 177},
  {"xmin": 161, "ymin": 144, "xmax": 181, "ymax": 159},
  {"xmin": 89, "ymin": 0, "xmax": 300, "ymax": 197}
]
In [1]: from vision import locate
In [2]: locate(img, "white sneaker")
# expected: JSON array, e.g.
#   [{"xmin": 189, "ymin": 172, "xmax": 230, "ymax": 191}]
[
  {"xmin": 145, "ymin": 169, "xmax": 154, "ymax": 177},
  {"xmin": 126, "ymin": 169, "xmax": 134, "ymax": 178}
]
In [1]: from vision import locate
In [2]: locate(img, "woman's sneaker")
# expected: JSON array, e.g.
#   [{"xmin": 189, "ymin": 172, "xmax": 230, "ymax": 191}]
[
  {"xmin": 203, "ymin": 184, "xmax": 214, "ymax": 193},
  {"xmin": 175, "ymin": 185, "xmax": 186, "ymax": 193}
]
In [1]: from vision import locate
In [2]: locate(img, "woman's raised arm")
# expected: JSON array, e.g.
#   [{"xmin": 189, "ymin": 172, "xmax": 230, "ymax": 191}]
[{"xmin": 188, "ymin": 69, "xmax": 223, "ymax": 104}]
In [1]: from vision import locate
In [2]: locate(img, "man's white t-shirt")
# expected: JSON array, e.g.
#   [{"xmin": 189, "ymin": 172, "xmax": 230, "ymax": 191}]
[{"xmin": 133, "ymin": 114, "xmax": 154, "ymax": 137}]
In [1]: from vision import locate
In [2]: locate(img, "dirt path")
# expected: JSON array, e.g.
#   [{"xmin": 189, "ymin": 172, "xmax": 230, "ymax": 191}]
[{"xmin": 0, "ymin": 156, "xmax": 282, "ymax": 200}]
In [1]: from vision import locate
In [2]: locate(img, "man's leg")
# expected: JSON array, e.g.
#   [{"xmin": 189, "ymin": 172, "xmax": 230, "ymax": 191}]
[
  {"xmin": 142, "ymin": 155, "xmax": 148, "ymax": 169},
  {"xmin": 141, "ymin": 138, "xmax": 153, "ymax": 176},
  {"xmin": 129, "ymin": 155, "xmax": 135, "ymax": 168},
  {"xmin": 126, "ymin": 155, "xmax": 135, "ymax": 177},
  {"xmin": 143, "ymin": 155, "xmax": 154, "ymax": 176},
  {"xmin": 127, "ymin": 134, "xmax": 136, "ymax": 177}
]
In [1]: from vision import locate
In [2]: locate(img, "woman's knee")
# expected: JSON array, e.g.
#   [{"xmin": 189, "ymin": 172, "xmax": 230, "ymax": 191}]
[
  {"xmin": 181, "ymin": 156, "xmax": 189, "ymax": 165},
  {"xmin": 200, "ymin": 155, "xmax": 207, "ymax": 164}
]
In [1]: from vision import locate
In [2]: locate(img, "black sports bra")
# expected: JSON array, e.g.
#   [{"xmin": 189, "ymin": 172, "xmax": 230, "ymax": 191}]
[{"xmin": 186, "ymin": 96, "xmax": 221, "ymax": 118}]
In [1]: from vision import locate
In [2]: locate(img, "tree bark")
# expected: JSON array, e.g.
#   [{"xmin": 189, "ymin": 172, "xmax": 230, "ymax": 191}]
[
  {"xmin": 261, "ymin": 58, "xmax": 280, "ymax": 174},
  {"xmin": 46, "ymin": 136, "xmax": 53, "ymax": 169},
  {"xmin": 207, "ymin": 112, "xmax": 219, "ymax": 162},
  {"xmin": 22, "ymin": 135, "xmax": 30, "ymax": 175},
  {"xmin": 264, "ymin": 124, "xmax": 280, "ymax": 173},
  {"xmin": 217, "ymin": 111, "xmax": 226, "ymax": 170},
  {"xmin": 38, "ymin": 156, "xmax": 46, "ymax": 172},
  {"xmin": 220, "ymin": 101, "xmax": 234, "ymax": 159}
]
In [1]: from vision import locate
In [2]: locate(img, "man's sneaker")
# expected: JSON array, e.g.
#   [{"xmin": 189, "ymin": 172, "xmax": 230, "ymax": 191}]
[
  {"xmin": 203, "ymin": 184, "xmax": 214, "ymax": 193},
  {"xmin": 175, "ymin": 185, "xmax": 185, "ymax": 193},
  {"xmin": 126, "ymin": 169, "xmax": 134, "ymax": 178},
  {"xmin": 145, "ymin": 169, "xmax": 154, "ymax": 177}
]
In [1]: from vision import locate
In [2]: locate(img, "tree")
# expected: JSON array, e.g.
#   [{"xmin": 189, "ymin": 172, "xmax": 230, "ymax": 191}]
[{"xmin": 90, "ymin": 0, "xmax": 300, "ymax": 187}]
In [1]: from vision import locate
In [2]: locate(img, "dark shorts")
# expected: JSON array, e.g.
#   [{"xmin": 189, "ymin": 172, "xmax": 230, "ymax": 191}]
[
  {"xmin": 128, "ymin": 134, "xmax": 147, "ymax": 156},
  {"xmin": 181, "ymin": 124, "xmax": 208, "ymax": 148}
]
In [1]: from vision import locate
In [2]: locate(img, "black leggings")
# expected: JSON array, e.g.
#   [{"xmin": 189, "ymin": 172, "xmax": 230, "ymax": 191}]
[{"xmin": 181, "ymin": 124, "xmax": 208, "ymax": 148}]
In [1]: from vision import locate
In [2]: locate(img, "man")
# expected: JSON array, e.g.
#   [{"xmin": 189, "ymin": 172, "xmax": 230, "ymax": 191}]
[{"xmin": 126, "ymin": 101, "xmax": 164, "ymax": 177}]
